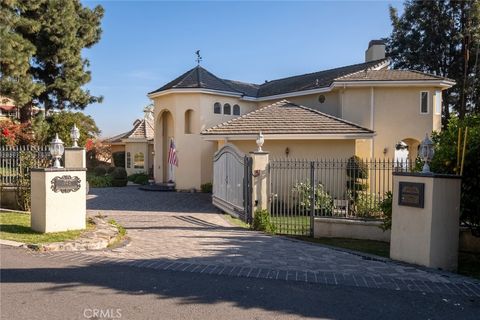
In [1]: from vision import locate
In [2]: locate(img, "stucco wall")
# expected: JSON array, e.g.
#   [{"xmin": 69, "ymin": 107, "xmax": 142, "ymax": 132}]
[
  {"xmin": 152, "ymin": 93, "xmax": 257, "ymax": 189},
  {"xmin": 314, "ymin": 217, "xmax": 390, "ymax": 242},
  {"xmin": 125, "ymin": 141, "xmax": 149, "ymax": 176}
]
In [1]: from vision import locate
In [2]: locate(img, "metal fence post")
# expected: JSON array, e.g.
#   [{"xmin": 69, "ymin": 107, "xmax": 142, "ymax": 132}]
[{"xmin": 310, "ymin": 161, "xmax": 315, "ymax": 237}]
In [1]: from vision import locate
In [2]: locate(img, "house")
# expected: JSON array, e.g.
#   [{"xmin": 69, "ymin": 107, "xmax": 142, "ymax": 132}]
[
  {"xmin": 104, "ymin": 106, "xmax": 154, "ymax": 176},
  {"xmin": 147, "ymin": 40, "xmax": 455, "ymax": 190}
]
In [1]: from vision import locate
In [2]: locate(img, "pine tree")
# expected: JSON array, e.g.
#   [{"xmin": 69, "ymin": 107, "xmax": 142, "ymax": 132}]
[
  {"xmin": 0, "ymin": 0, "xmax": 104, "ymax": 123},
  {"xmin": 387, "ymin": 0, "xmax": 480, "ymax": 124}
]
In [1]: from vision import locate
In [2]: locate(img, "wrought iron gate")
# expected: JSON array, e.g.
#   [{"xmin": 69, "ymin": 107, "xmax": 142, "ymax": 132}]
[{"xmin": 212, "ymin": 144, "xmax": 252, "ymax": 223}]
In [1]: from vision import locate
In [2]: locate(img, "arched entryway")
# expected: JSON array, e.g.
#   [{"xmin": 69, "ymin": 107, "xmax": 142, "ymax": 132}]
[
  {"xmin": 395, "ymin": 137, "xmax": 420, "ymax": 168},
  {"xmin": 154, "ymin": 110, "xmax": 174, "ymax": 183}
]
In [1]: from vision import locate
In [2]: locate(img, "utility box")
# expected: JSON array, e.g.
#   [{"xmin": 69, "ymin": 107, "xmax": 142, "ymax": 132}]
[{"xmin": 390, "ymin": 173, "xmax": 462, "ymax": 271}]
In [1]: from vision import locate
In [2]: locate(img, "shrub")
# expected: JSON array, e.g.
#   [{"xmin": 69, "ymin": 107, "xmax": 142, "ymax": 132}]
[
  {"xmin": 291, "ymin": 181, "xmax": 333, "ymax": 214},
  {"xmin": 112, "ymin": 151, "xmax": 125, "ymax": 168},
  {"xmin": 252, "ymin": 209, "xmax": 276, "ymax": 233},
  {"xmin": 346, "ymin": 156, "xmax": 369, "ymax": 201},
  {"xmin": 379, "ymin": 192, "xmax": 393, "ymax": 231},
  {"xmin": 353, "ymin": 191, "xmax": 382, "ymax": 218},
  {"xmin": 87, "ymin": 175, "xmax": 113, "ymax": 188},
  {"xmin": 201, "ymin": 182, "xmax": 212, "ymax": 193},
  {"xmin": 94, "ymin": 166, "xmax": 107, "ymax": 176},
  {"xmin": 107, "ymin": 166, "xmax": 116, "ymax": 174},
  {"xmin": 111, "ymin": 167, "xmax": 127, "ymax": 187}
]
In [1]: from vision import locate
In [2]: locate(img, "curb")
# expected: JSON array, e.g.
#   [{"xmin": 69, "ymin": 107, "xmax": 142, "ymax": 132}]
[{"xmin": 0, "ymin": 239, "xmax": 26, "ymax": 247}]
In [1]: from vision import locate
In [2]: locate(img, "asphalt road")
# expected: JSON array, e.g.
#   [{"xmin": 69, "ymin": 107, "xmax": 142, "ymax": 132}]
[{"xmin": 1, "ymin": 245, "xmax": 479, "ymax": 320}]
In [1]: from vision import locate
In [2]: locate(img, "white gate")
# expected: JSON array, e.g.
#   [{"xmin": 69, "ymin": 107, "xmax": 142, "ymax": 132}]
[{"xmin": 212, "ymin": 144, "xmax": 252, "ymax": 223}]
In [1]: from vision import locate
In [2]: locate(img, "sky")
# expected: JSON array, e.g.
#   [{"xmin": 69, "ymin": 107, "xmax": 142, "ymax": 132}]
[{"xmin": 82, "ymin": 0, "xmax": 403, "ymax": 137}]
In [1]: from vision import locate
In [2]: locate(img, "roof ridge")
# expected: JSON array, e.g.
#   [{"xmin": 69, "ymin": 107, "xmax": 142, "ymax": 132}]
[{"xmin": 258, "ymin": 59, "xmax": 389, "ymax": 85}]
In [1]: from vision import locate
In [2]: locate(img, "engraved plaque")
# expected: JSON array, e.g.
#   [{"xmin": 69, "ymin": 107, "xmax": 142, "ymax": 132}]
[
  {"xmin": 51, "ymin": 175, "xmax": 81, "ymax": 193},
  {"xmin": 398, "ymin": 182, "xmax": 424, "ymax": 208}
]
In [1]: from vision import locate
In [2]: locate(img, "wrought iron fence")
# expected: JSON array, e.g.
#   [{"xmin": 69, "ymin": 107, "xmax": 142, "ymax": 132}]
[
  {"xmin": 268, "ymin": 157, "xmax": 414, "ymax": 236},
  {"xmin": 0, "ymin": 145, "xmax": 51, "ymax": 186}
]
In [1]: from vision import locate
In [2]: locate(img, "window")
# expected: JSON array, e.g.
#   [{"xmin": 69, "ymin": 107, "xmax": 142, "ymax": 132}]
[
  {"xmin": 214, "ymin": 102, "xmax": 221, "ymax": 114},
  {"xmin": 134, "ymin": 152, "xmax": 144, "ymax": 169},
  {"xmin": 126, "ymin": 152, "xmax": 131, "ymax": 168},
  {"xmin": 434, "ymin": 90, "xmax": 442, "ymax": 115},
  {"xmin": 233, "ymin": 104, "xmax": 240, "ymax": 115},
  {"xmin": 223, "ymin": 103, "xmax": 231, "ymax": 115},
  {"xmin": 420, "ymin": 91, "xmax": 429, "ymax": 114},
  {"xmin": 185, "ymin": 109, "xmax": 193, "ymax": 134}
]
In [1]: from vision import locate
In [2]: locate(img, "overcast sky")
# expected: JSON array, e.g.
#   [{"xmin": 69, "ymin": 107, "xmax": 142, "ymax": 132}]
[{"xmin": 82, "ymin": 1, "xmax": 403, "ymax": 137}]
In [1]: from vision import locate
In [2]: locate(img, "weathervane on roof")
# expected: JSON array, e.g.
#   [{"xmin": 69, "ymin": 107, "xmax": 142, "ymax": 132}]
[{"xmin": 195, "ymin": 50, "xmax": 202, "ymax": 65}]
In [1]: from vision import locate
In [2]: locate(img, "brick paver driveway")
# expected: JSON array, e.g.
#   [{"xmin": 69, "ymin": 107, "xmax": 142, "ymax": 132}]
[{"xmin": 43, "ymin": 186, "xmax": 479, "ymax": 296}]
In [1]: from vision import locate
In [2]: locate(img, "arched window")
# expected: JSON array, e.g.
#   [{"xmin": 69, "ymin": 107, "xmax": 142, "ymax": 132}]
[
  {"xmin": 134, "ymin": 152, "xmax": 144, "ymax": 169},
  {"xmin": 223, "ymin": 103, "xmax": 231, "ymax": 115},
  {"xmin": 185, "ymin": 109, "xmax": 193, "ymax": 134},
  {"xmin": 214, "ymin": 102, "xmax": 221, "ymax": 114},
  {"xmin": 233, "ymin": 104, "xmax": 240, "ymax": 115}
]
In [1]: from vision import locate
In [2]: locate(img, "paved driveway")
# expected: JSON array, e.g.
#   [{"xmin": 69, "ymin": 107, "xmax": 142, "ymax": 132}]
[{"xmin": 46, "ymin": 186, "xmax": 477, "ymax": 297}]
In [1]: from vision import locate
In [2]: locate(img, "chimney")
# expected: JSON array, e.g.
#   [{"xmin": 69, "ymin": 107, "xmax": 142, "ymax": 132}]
[{"xmin": 365, "ymin": 40, "xmax": 386, "ymax": 62}]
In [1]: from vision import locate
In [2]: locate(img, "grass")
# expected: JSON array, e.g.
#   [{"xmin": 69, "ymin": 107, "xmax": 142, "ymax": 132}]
[
  {"xmin": 0, "ymin": 211, "xmax": 94, "ymax": 244},
  {"xmin": 223, "ymin": 213, "xmax": 250, "ymax": 229},
  {"xmin": 107, "ymin": 218, "xmax": 127, "ymax": 247},
  {"xmin": 295, "ymin": 236, "xmax": 480, "ymax": 280}
]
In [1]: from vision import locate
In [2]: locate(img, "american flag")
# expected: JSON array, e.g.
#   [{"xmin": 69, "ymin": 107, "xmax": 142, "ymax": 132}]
[{"xmin": 168, "ymin": 139, "xmax": 178, "ymax": 167}]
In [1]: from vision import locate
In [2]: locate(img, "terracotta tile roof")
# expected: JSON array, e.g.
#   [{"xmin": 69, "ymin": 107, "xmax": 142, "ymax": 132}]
[
  {"xmin": 104, "ymin": 118, "xmax": 154, "ymax": 143},
  {"xmin": 201, "ymin": 100, "xmax": 374, "ymax": 136},
  {"xmin": 335, "ymin": 69, "xmax": 452, "ymax": 82}
]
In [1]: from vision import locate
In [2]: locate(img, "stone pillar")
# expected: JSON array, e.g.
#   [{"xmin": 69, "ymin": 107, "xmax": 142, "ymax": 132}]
[
  {"xmin": 250, "ymin": 151, "xmax": 269, "ymax": 212},
  {"xmin": 31, "ymin": 168, "xmax": 87, "ymax": 233},
  {"xmin": 64, "ymin": 147, "xmax": 86, "ymax": 169},
  {"xmin": 390, "ymin": 172, "xmax": 462, "ymax": 271}
]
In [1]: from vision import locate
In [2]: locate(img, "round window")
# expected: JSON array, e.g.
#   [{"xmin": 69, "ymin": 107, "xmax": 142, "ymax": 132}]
[{"xmin": 318, "ymin": 95, "xmax": 326, "ymax": 103}]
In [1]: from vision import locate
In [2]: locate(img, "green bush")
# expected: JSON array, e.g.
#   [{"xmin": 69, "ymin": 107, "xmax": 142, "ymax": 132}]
[
  {"xmin": 201, "ymin": 182, "xmax": 212, "ymax": 193},
  {"xmin": 112, "ymin": 151, "xmax": 125, "ymax": 168},
  {"xmin": 111, "ymin": 167, "xmax": 127, "ymax": 180},
  {"xmin": 94, "ymin": 166, "xmax": 107, "ymax": 176},
  {"xmin": 107, "ymin": 166, "xmax": 116, "ymax": 174},
  {"xmin": 110, "ymin": 167, "xmax": 128, "ymax": 187},
  {"xmin": 291, "ymin": 181, "xmax": 333, "ymax": 214},
  {"xmin": 379, "ymin": 191, "xmax": 393, "ymax": 231},
  {"xmin": 346, "ymin": 156, "xmax": 369, "ymax": 201},
  {"xmin": 353, "ymin": 191, "xmax": 382, "ymax": 218},
  {"xmin": 430, "ymin": 115, "xmax": 480, "ymax": 227},
  {"xmin": 87, "ymin": 175, "xmax": 113, "ymax": 188},
  {"xmin": 252, "ymin": 209, "xmax": 276, "ymax": 233}
]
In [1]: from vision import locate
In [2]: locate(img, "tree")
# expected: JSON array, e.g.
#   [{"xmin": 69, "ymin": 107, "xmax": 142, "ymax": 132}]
[
  {"xmin": 46, "ymin": 111, "xmax": 100, "ymax": 147},
  {"xmin": 430, "ymin": 115, "xmax": 480, "ymax": 227},
  {"xmin": 387, "ymin": 0, "xmax": 480, "ymax": 123},
  {"xmin": 0, "ymin": 0, "xmax": 104, "ymax": 123}
]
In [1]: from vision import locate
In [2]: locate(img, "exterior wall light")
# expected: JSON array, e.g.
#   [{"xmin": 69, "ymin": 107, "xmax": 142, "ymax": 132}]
[
  {"xmin": 70, "ymin": 124, "xmax": 80, "ymax": 147},
  {"xmin": 419, "ymin": 133, "xmax": 435, "ymax": 174},
  {"xmin": 285, "ymin": 147, "xmax": 290, "ymax": 157},
  {"xmin": 50, "ymin": 133, "xmax": 65, "ymax": 168},
  {"xmin": 256, "ymin": 131, "xmax": 264, "ymax": 152}
]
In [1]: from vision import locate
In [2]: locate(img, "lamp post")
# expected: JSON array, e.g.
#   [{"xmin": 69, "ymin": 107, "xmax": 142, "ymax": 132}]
[
  {"xmin": 256, "ymin": 131, "xmax": 264, "ymax": 152},
  {"xmin": 420, "ymin": 133, "xmax": 435, "ymax": 174},
  {"xmin": 70, "ymin": 124, "xmax": 80, "ymax": 147},
  {"xmin": 50, "ymin": 133, "xmax": 65, "ymax": 168}
]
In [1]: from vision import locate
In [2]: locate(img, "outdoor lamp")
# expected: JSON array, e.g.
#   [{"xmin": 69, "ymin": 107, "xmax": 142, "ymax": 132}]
[
  {"xmin": 70, "ymin": 124, "xmax": 80, "ymax": 147},
  {"xmin": 256, "ymin": 131, "xmax": 265, "ymax": 152},
  {"xmin": 50, "ymin": 133, "xmax": 65, "ymax": 168},
  {"xmin": 419, "ymin": 133, "xmax": 435, "ymax": 174}
]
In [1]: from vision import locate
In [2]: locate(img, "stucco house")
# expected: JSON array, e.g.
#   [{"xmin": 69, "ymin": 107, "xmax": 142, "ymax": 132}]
[
  {"xmin": 147, "ymin": 41, "xmax": 455, "ymax": 190},
  {"xmin": 105, "ymin": 107, "xmax": 154, "ymax": 176}
]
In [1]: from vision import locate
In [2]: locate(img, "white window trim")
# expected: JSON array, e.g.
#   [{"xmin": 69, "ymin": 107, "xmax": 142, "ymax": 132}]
[
  {"xmin": 434, "ymin": 90, "xmax": 442, "ymax": 115},
  {"xmin": 420, "ymin": 91, "xmax": 429, "ymax": 114}
]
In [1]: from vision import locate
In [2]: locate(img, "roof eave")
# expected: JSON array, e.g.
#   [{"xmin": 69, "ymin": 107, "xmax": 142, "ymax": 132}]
[
  {"xmin": 148, "ymin": 88, "xmax": 244, "ymax": 99},
  {"xmin": 332, "ymin": 79, "xmax": 456, "ymax": 89},
  {"xmin": 201, "ymin": 133, "xmax": 375, "ymax": 141}
]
